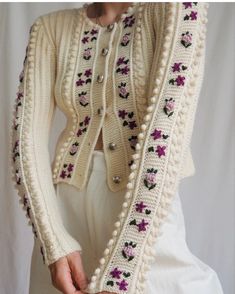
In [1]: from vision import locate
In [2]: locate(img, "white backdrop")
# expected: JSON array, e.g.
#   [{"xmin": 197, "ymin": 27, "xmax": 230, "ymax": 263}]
[{"xmin": 0, "ymin": 2, "xmax": 234, "ymax": 294}]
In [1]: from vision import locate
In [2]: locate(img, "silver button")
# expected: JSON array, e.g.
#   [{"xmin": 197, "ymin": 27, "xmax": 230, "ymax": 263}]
[
  {"xmin": 112, "ymin": 175, "xmax": 121, "ymax": 183},
  {"xmin": 97, "ymin": 106, "xmax": 104, "ymax": 116},
  {"xmin": 97, "ymin": 74, "xmax": 104, "ymax": 83},
  {"xmin": 107, "ymin": 24, "xmax": 114, "ymax": 31},
  {"xmin": 108, "ymin": 142, "xmax": 117, "ymax": 150},
  {"xmin": 101, "ymin": 48, "xmax": 109, "ymax": 56}
]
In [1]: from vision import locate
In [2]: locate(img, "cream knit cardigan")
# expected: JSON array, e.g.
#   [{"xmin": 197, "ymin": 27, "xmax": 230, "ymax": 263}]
[{"xmin": 11, "ymin": 2, "xmax": 208, "ymax": 294}]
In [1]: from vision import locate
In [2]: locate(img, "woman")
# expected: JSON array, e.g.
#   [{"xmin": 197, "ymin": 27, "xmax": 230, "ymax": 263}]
[{"xmin": 11, "ymin": 2, "xmax": 224, "ymax": 294}]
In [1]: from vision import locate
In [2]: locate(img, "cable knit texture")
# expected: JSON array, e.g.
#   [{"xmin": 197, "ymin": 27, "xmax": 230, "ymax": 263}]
[{"xmin": 10, "ymin": 1, "xmax": 208, "ymax": 292}]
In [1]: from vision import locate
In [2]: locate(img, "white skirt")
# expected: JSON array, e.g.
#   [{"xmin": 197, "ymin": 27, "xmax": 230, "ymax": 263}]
[{"xmin": 29, "ymin": 150, "xmax": 224, "ymax": 294}]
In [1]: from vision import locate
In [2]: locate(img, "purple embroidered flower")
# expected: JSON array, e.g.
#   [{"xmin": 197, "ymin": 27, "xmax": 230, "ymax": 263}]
[
  {"xmin": 77, "ymin": 129, "xmax": 83, "ymax": 137},
  {"xmin": 135, "ymin": 201, "xmax": 147, "ymax": 213},
  {"xmin": 110, "ymin": 267, "xmax": 122, "ymax": 279},
  {"xmin": 83, "ymin": 47, "xmax": 92, "ymax": 60},
  {"xmin": 190, "ymin": 11, "xmax": 198, "ymax": 20},
  {"xmin": 128, "ymin": 120, "xmax": 137, "ymax": 129},
  {"xmin": 120, "ymin": 65, "xmax": 130, "ymax": 75},
  {"xmin": 175, "ymin": 75, "xmax": 186, "ymax": 86},
  {"xmin": 12, "ymin": 140, "xmax": 20, "ymax": 162},
  {"xmin": 76, "ymin": 78, "xmax": 85, "ymax": 87},
  {"xmin": 19, "ymin": 70, "xmax": 24, "ymax": 83},
  {"xmin": 181, "ymin": 31, "xmax": 193, "ymax": 48},
  {"xmin": 116, "ymin": 279, "xmax": 128, "ymax": 291},
  {"xmin": 183, "ymin": 2, "xmax": 192, "ymax": 9},
  {"xmin": 156, "ymin": 145, "xmax": 166, "ymax": 158},
  {"xmin": 82, "ymin": 36, "xmax": 89, "ymax": 44},
  {"xmin": 172, "ymin": 62, "xmax": 188, "ymax": 72},
  {"xmin": 118, "ymin": 82, "xmax": 129, "ymax": 99},
  {"xmin": 117, "ymin": 57, "xmax": 126, "ymax": 66},
  {"xmin": 84, "ymin": 69, "xmax": 92, "ymax": 77},
  {"xmin": 69, "ymin": 142, "xmax": 79, "ymax": 156},
  {"xmin": 84, "ymin": 115, "xmax": 90, "ymax": 125},
  {"xmin": 144, "ymin": 168, "xmax": 158, "ymax": 190},
  {"xmin": 123, "ymin": 14, "xmax": 135, "ymax": 28},
  {"xmin": 121, "ymin": 32, "xmax": 131, "ymax": 46},
  {"xmin": 118, "ymin": 109, "xmax": 128, "ymax": 119},
  {"xmin": 15, "ymin": 169, "xmax": 21, "ymax": 185},
  {"xmin": 67, "ymin": 163, "xmax": 74, "ymax": 172},
  {"xmin": 151, "ymin": 129, "xmax": 162, "ymax": 140},
  {"xmin": 60, "ymin": 170, "xmax": 67, "ymax": 179},
  {"xmin": 137, "ymin": 219, "xmax": 149, "ymax": 232},
  {"xmin": 90, "ymin": 28, "xmax": 98, "ymax": 35}
]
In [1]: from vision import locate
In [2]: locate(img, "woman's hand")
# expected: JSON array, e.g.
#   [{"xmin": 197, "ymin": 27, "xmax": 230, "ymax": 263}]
[{"xmin": 49, "ymin": 250, "xmax": 88, "ymax": 294}]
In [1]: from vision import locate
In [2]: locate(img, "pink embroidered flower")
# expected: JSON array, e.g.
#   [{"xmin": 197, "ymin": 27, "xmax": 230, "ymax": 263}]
[
  {"xmin": 146, "ymin": 172, "xmax": 156, "ymax": 184},
  {"xmin": 79, "ymin": 92, "xmax": 89, "ymax": 107},
  {"xmin": 83, "ymin": 47, "xmax": 92, "ymax": 60},
  {"xmin": 70, "ymin": 142, "xmax": 79, "ymax": 156},
  {"xmin": 121, "ymin": 32, "xmax": 131, "ymax": 46},
  {"xmin": 163, "ymin": 98, "xmax": 175, "ymax": 117},
  {"xmin": 144, "ymin": 168, "xmax": 158, "ymax": 190},
  {"xmin": 118, "ymin": 82, "xmax": 129, "ymax": 99},
  {"xmin": 166, "ymin": 100, "xmax": 175, "ymax": 112},
  {"xmin": 181, "ymin": 31, "xmax": 193, "ymax": 48}
]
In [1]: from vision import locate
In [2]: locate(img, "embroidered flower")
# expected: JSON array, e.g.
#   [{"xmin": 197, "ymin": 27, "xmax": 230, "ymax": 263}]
[
  {"xmin": 171, "ymin": 62, "xmax": 188, "ymax": 72},
  {"xmin": 76, "ymin": 70, "xmax": 92, "ymax": 87},
  {"xmin": 183, "ymin": 2, "xmax": 198, "ymax": 9},
  {"xmin": 83, "ymin": 47, "xmax": 92, "ymax": 60},
  {"xmin": 60, "ymin": 163, "xmax": 74, "ymax": 179},
  {"xmin": 181, "ymin": 31, "xmax": 193, "ymax": 48},
  {"xmin": 184, "ymin": 11, "xmax": 198, "ymax": 21},
  {"xmin": 116, "ymin": 279, "xmax": 128, "ymax": 291},
  {"xmin": 123, "ymin": 14, "xmax": 135, "ymax": 28},
  {"xmin": 15, "ymin": 169, "xmax": 22, "ymax": 185},
  {"xmin": 135, "ymin": 201, "xmax": 147, "ymax": 213},
  {"xmin": 78, "ymin": 91, "xmax": 89, "ymax": 107},
  {"xmin": 169, "ymin": 75, "xmax": 186, "ymax": 86},
  {"xmin": 183, "ymin": 2, "xmax": 193, "ymax": 9},
  {"xmin": 118, "ymin": 110, "xmax": 137, "ymax": 130},
  {"xmin": 110, "ymin": 267, "xmax": 122, "ymax": 279},
  {"xmin": 69, "ymin": 142, "xmax": 79, "ymax": 156},
  {"xmin": 118, "ymin": 82, "xmax": 129, "ymax": 99},
  {"xmin": 144, "ymin": 168, "xmax": 158, "ymax": 190},
  {"xmin": 77, "ymin": 116, "xmax": 91, "ymax": 137},
  {"xmin": 137, "ymin": 219, "xmax": 149, "ymax": 232},
  {"xmin": 128, "ymin": 135, "xmax": 138, "ymax": 150},
  {"xmin": 116, "ymin": 57, "xmax": 130, "ymax": 75},
  {"xmin": 82, "ymin": 36, "xmax": 89, "ymax": 44},
  {"xmin": 121, "ymin": 32, "xmax": 131, "ymax": 46},
  {"xmin": 156, "ymin": 145, "xmax": 167, "ymax": 158},
  {"xmin": 163, "ymin": 97, "xmax": 175, "ymax": 117},
  {"xmin": 151, "ymin": 129, "xmax": 162, "ymax": 140},
  {"xmin": 122, "ymin": 241, "xmax": 137, "ymax": 261}
]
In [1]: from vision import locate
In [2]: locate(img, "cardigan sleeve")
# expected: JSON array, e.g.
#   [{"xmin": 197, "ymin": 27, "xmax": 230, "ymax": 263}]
[
  {"xmin": 11, "ymin": 16, "xmax": 82, "ymax": 266},
  {"xmin": 85, "ymin": 2, "xmax": 209, "ymax": 294}
]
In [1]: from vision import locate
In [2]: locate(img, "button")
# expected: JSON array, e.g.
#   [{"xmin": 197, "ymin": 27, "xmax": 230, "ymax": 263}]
[
  {"xmin": 97, "ymin": 106, "xmax": 104, "ymax": 116},
  {"xmin": 108, "ymin": 142, "xmax": 117, "ymax": 150},
  {"xmin": 97, "ymin": 74, "xmax": 104, "ymax": 83},
  {"xmin": 107, "ymin": 24, "xmax": 114, "ymax": 31},
  {"xmin": 112, "ymin": 175, "xmax": 121, "ymax": 183},
  {"xmin": 101, "ymin": 48, "xmax": 109, "ymax": 56}
]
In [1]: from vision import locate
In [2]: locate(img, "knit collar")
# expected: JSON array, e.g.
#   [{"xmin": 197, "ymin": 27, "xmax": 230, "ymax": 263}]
[{"xmin": 80, "ymin": 2, "xmax": 140, "ymax": 29}]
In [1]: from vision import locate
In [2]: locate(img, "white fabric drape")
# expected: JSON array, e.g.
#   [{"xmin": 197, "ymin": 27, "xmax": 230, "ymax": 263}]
[{"xmin": 0, "ymin": 2, "xmax": 234, "ymax": 294}]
